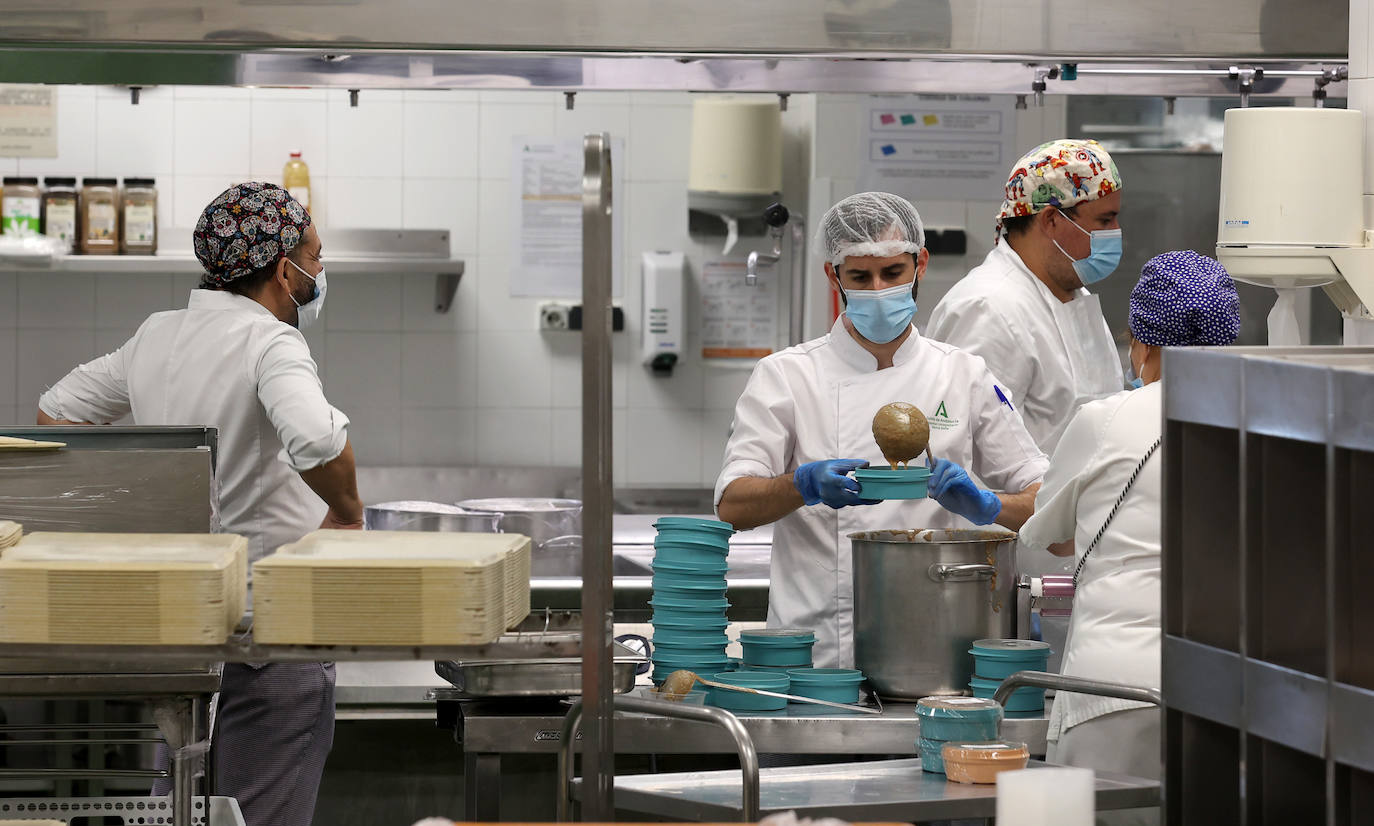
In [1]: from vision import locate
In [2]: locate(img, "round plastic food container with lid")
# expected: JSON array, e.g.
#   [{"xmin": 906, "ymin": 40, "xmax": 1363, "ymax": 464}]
[
  {"xmin": 914, "ymin": 696, "xmax": 1003, "ymax": 742},
  {"xmin": 852, "ymin": 466, "xmax": 931, "ymax": 500},
  {"xmin": 969, "ymin": 638, "xmax": 1052, "ymax": 680},
  {"xmin": 941, "ymin": 740, "xmax": 1030, "ymax": 784},
  {"xmin": 706, "ymin": 670, "xmax": 789, "ymax": 712},
  {"xmin": 740, "ymin": 628, "xmax": 816, "ymax": 667},
  {"xmin": 785, "ymin": 667, "xmax": 865, "ymax": 704}
]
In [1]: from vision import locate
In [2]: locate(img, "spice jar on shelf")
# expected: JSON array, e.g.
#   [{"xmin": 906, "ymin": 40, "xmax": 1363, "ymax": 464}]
[
  {"xmin": 120, "ymin": 178, "xmax": 158, "ymax": 255},
  {"xmin": 2, "ymin": 177, "xmax": 41, "ymax": 236},
  {"xmin": 41, "ymin": 177, "xmax": 79, "ymax": 252},
  {"xmin": 80, "ymin": 177, "xmax": 119, "ymax": 254}
]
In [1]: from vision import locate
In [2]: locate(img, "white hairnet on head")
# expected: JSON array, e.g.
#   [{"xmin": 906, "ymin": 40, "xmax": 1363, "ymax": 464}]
[{"xmin": 816, "ymin": 192, "xmax": 925, "ymax": 267}]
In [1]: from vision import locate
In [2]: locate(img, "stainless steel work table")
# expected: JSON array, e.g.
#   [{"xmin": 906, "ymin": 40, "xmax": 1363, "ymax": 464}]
[
  {"xmin": 574, "ymin": 757, "xmax": 1160, "ymax": 823},
  {"xmin": 444, "ymin": 698, "xmax": 1051, "ymax": 820}
]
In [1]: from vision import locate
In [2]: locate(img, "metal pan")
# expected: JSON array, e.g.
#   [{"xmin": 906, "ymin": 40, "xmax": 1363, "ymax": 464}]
[{"xmin": 435, "ymin": 639, "xmax": 643, "ymax": 698}]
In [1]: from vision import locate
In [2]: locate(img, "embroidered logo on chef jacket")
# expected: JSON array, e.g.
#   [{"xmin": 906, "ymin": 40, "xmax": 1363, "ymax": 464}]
[{"xmin": 928, "ymin": 400, "xmax": 960, "ymax": 431}]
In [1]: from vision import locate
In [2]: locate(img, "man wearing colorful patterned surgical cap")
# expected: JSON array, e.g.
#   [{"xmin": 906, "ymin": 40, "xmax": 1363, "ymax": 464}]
[
  {"xmin": 929, "ymin": 138, "xmax": 1127, "ymax": 455},
  {"xmin": 38, "ymin": 181, "xmax": 357, "ymax": 826}
]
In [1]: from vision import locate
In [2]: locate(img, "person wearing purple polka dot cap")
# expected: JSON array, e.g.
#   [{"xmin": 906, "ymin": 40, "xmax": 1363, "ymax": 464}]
[
  {"xmin": 1016, "ymin": 252, "xmax": 1240, "ymax": 816},
  {"xmin": 1127, "ymin": 250, "xmax": 1241, "ymax": 386}
]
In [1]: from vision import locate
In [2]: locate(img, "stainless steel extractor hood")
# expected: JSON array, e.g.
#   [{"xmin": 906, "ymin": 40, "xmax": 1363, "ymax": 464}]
[{"xmin": 0, "ymin": 0, "xmax": 1349, "ymax": 95}]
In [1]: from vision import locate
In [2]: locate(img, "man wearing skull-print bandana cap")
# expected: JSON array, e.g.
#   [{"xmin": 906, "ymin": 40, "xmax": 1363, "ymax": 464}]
[{"xmin": 37, "ymin": 182, "xmax": 357, "ymax": 826}]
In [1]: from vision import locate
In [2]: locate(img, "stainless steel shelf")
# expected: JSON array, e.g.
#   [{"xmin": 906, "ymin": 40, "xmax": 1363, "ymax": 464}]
[
  {"xmin": 0, "ymin": 631, "xmax": 583, "ymax": 669},
  {"xmin": 575, "ymin": 757, "xmax": 1159, "ymax": 822},
  {"xmin": 23, "ymin": 253, "xmax": 463, "ymax": 276}
]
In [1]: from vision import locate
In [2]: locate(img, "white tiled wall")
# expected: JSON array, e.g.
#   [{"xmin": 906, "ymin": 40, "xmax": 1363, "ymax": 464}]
[
  {"xmin": 0, "ymin": 86, "xmax": 800, "ymax": 486},
  {"xmin": 0, "ymin": 87, "xmax": 1066, "ymax": 487}
]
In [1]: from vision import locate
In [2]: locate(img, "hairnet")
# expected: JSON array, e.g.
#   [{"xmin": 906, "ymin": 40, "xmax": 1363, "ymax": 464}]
[
  {"xmin": 1129, "ymin": 251, "xmax": 1240, "ymax": 347},
  {"xmin": 816, "ymin": 192, "xmax": 925, "ymax": 267},
  {"xmin": 193, "ymin": 181, "xmax": 312, "ymax": 287},
  {"xmin": 995, "ymin": 139, "xmax": 1122, "ymax": 240}
]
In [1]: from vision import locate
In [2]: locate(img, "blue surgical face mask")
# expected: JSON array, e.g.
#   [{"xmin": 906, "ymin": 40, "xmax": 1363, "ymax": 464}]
[
  {"xmin": 1127, "ymin": 351, "xmax": 1144, "ymax": 389},
  {"xmin": 1054, "ymin": 213, "xmax": 1122, "ymax": 286},
  {"xmin": 287, "ymin": 257, "xmax": 327, "ymax": 329},
  {"xmin": 841, "ymin": 280, "xmax": 916, "ymax": 344}
]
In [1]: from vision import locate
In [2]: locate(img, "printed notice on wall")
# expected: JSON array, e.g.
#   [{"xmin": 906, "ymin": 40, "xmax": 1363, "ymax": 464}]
[
  {"xmin": 701, "ymin": 259, "xmax": 777, "ymax": 360},
  {"xmin": 858, "ymin": 94, "xmax": 1016, "ymax": 202},
  {"xmin": 0, "ymin": 85, "xmax": 56, "ymax": 158},
  {"xmin": 510, "ymin": 136, "xmax": 624, "ymax": 298}
]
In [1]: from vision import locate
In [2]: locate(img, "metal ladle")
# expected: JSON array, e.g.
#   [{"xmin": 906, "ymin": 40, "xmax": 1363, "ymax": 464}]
[{"xmin": 667, "ymin": 670, "xmax": 883, "ymax": 715}]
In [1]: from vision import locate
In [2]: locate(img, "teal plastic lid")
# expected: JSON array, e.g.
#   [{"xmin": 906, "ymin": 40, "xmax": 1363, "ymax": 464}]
[
  {"xmin": 852, "ymin": 466, "xmax": 932, "ymax": 481},
  {"xmin": 972, "ymin": 639, "xmax": 1051, "ymax": 653},
  {"xmin": 786, "ymin": 667, "xmax": 864, "ymax": 683},
  {"xmin": 739, "ymin": 628, "xmax": 815, "ymax": 644},
  {"xmin": 915, "ymin": 696, "xmax": 1003, "ymax": 721},
  {"xmin": 655, "ymin": 517, "xmax": 735, "ymax": 532}
]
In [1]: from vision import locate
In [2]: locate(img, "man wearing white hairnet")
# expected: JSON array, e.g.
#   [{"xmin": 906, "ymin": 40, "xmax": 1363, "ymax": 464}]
[
  {"xmin": 928, "ymin": 139, "xmax": 1126, "ymax": 454},
  {"xmin": 715, "ymin": 192, "xmax": 1049, "ymax": 668}
]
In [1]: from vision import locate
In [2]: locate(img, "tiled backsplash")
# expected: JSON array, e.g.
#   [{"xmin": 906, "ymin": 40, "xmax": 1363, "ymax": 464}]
[
  {"xmin": 0, "ymin": 86, "xmax": 810, "ymax": 487},
  {"xmin": 0, "ymin": 87, "xmax": 1065, "ymax": 489}
]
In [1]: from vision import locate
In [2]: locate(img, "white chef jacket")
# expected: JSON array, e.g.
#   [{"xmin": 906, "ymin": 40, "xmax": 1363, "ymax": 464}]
[
  {"xmin": 39, "ymin": 290, "xmax": 347, "ymax": 563},
  {"xmin": 927, "ymin": 243, "xmax": 1125, "ymax": 454},
  {"xmin": 1017, "ymin": 382, "xmax": 1162, "ymax": 739},
  {"xmin": 714, "ymin": 317, "xmax": 1049, "ymax": 668}
]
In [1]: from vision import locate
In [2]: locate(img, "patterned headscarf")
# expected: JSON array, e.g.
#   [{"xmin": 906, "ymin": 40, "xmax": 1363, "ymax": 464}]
[
  {"xmin": 995, "ymin": 139, "xmax": 1122, "ymax": 241},
  {"xmin": 1129, "ymin": 251, "xmax": 1240, "ymax": 347},
  {"xmin": 193, "ymin": 182, "xmax": 311, "ymax": 287}
]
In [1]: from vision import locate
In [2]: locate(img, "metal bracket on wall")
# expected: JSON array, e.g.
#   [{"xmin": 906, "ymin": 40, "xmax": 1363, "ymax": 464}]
[{"xmin": 434, "ymin": 266, "xmax": 464, "ymax": 314}]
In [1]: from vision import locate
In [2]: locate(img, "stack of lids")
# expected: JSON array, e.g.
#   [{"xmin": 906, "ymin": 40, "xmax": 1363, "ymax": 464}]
[
  {"xmin": 252, "ymin": 530, "xmax": 531, "ymax": 646},
  {"xmin": 969, "ymin": 639, "xmax": 1051, "ymax": 713},
  {"xmin": 915, "ymin": 696, "xmax": 1003, "ymax": 774},
  {"xmin": 0, "ymin": 532, "xmax": 247, "ymax": 645},
  {"xmin": 739, "ymin": 628, "xmax": 815, "ymax": 671},
  {"xmin": 0, "ymin": 521, "xmax": 20, "ymax": 551},
  {"xmin": 649, "ymin": 516, "xmax": 734, "ymax": 683}
]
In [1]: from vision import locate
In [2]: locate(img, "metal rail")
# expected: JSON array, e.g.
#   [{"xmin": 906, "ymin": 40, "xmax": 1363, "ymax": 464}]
[
  {"xmin": 579, "ymin": 131, "xmax": 616, "ymax": 821},
  {"xmin": 993, "ymin": 670, "xmax": 1163, "ymax": 707},
  {"xmin": 557, "ymin": 696, "xmax": 761, "ymax": 822}
]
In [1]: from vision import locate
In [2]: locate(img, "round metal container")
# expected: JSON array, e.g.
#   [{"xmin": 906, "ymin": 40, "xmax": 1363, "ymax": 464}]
[
  {"xmin": 456, "ymin": 498, "xmax": 582, "ymax": 576},
  {"xmin": 850, "ymin": 528, "xmax": 1017, "ymax": 700},
  {"xmin": 364, "ymin": 501, "xmax": 502, "ymax": 533}
]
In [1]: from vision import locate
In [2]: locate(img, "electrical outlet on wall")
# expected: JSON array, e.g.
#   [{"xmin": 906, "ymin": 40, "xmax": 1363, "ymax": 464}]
[{"xmin": 539, "ymin": 302, "xmax": 572, "ymax": 331}]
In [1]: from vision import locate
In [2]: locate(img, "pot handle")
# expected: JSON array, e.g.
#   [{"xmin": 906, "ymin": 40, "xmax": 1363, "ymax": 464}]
[
  {"xmin": 928, "ymin": 562, "xmax": 997, "ymax": 583},
  {"xmin": 540, "ymin": 534, "xmax": 583, "ymax": 550}
]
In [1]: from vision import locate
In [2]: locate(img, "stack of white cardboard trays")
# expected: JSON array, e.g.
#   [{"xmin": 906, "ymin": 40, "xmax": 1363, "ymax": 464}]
[
  {"xmin": 0, "ymin": 532, "xmax": 247, "ymax": 645},
  {"xmin": 251, "ymin": 530, "xmax": 531, "ymax": 646}
]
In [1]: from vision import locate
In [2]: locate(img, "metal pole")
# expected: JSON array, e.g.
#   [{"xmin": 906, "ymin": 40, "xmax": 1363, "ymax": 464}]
[{"xmin": 579, "ymin": 131, "xmax": 615, "ymax": 822}]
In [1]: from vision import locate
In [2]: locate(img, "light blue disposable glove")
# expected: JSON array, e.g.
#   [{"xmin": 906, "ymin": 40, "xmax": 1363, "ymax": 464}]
[
  {"xmin": 793, "ymin": 459, "xmax": 879, "ymax": 509},
  {"xmin": 928, "ymin": 458, "xmax": 1002, "ymax": 525}
]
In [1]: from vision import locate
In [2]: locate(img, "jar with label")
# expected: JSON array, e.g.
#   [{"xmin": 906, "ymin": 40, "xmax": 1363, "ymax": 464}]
[
  {"xmin": 120, "ymin": 178, "xmax": 158, "ymax": 255},
  {"xmin": 80, "ymin": 178, "xmax": 118, "ymax": 255},
  {"xmin": 41, "ymin": 177, "xmax": 78, "ymax": 252},
  {"xmin": 1, "ymin": 177, "xmax": 41, "ymax": 237}
]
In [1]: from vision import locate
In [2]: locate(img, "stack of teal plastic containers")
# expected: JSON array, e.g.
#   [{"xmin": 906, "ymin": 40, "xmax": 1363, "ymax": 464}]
[
  {"xmin": 649, "ymin": 517, "xmax": 734, "ymax": 683},
  {"xmin": 915, "ymin": 696, "xmax": 1003, "ymax": 774},
  {"xmin": 968, "ymin": 639, "xmax": 1051, "ymax": 713}
]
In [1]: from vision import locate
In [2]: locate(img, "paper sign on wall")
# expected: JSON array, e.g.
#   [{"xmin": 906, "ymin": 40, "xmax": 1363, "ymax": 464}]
[
  {"xmin": 0, "ymin": 85, "xmax": 56, "ymax": 158},
  {"xmin": 701, "ymin": 258, "xmax": 777, "ymax": 360},
  {"xmin": 858, "ymin": 94, "xmax": 1017, "ymax": 202},
  {"xmin": 510, "ymin": 136, "xmax": 624, "ymax": 298}
]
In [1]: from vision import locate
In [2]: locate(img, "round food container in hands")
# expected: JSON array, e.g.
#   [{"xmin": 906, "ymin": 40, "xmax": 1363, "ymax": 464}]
[
  {"xmin": 852, "ymin": 466, "xmax": 931, "ymax": 500},
  {"xmin": 941, "ymin": 740, "xmax": 1030, "ymax": 784},
  {"xmin": 785, "ymin": 667, "xmax": 865, "ymax": 704}
]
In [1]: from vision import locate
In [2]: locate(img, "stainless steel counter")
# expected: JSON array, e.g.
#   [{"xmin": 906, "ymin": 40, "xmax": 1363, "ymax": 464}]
[
  {"xmin": 578, "ymin": 757, "xmax": 1159, "ymax": 823},
  {"xmin": 446, "ymin": 697, "xmax": 1051, "ymax": 820}
]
